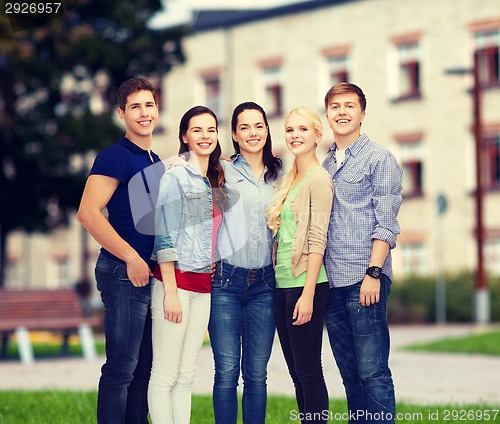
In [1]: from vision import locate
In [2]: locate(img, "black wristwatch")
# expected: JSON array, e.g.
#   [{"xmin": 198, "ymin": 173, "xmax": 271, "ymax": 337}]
[{"xmin": 366, "ymin": 266, "xmax": 382, "ymax": 279}]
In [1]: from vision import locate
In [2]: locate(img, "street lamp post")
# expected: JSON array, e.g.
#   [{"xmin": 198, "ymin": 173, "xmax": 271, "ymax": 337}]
[
  {"xmin": 471, "ymin": 51, "xmax": 489, "ymax": 324},
  {"xmin": 445, "ymin": 51, "xmax": 490, "ymax": 323}
]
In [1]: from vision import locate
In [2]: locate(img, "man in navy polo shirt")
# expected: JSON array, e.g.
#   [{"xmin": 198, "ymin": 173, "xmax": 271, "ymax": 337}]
[{"xmin": 77, "ymin": 77, "xmax": 163, "ymax": 424}]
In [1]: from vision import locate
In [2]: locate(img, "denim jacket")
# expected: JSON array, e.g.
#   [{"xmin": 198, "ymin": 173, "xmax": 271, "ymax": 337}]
[{"xmin": 152, "ymin": 164, "xmax": 217, "ymax": 273}]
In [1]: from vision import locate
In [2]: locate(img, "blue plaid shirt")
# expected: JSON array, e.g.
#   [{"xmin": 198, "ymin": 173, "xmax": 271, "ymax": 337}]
[{"xmin": 322, "ymin": 133, "xmax": 403, "ymax": 288}]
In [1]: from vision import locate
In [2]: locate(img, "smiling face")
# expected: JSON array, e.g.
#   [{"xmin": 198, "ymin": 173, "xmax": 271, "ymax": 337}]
[
  {"xmin": 285, "ymin": 111, "xmax": 321, "ymax": 158},
  {"xmin": 325, "ymin": 92, "xmax": 365, "ymax": 147},
  {"xmin": 182, "ymin": 113, "xmax": 218, "ymax": 159},
  {"xmin": 232, "ymin": 109, "xmax": 269, "ymax": 158},
  {"xmin": 118, "ymin": 90, "xmax": 158, "ymax": 145}
]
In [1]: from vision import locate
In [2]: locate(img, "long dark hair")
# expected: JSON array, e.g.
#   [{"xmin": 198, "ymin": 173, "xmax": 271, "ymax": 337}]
[
  {"xmin": 178, "ymin": 106, "xmax": 226, "ymax": 207},
  {"xmin": 230, "ymin": 102, "xmax": 282, "ymax": 183}
]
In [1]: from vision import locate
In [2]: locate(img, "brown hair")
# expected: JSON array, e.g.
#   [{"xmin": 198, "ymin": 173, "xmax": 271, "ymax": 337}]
[
  {"xmin": 324, "ymin": 82, "xmax": 367, "ymax": 112},
  {"xmin": 178, "ymin": 106, "xmax": 226, "ymax": 208},
  {"xmin": 117, "ymin": 77, "xmax": 158, "ymax": 111}
]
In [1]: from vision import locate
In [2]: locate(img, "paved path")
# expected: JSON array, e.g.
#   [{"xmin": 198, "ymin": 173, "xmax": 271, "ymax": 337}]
[{"xmin": 1, "ymin": 324, "xmax": 499, "ymax": 405}]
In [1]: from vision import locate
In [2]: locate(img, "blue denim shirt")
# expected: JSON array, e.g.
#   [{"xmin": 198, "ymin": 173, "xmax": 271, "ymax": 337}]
[
  {"xmin": 152, "ymin": 164, "xmax": 214, "ymax": 273},
  {"xmin": 218, "ymin": 155, "xmax": 278, "ymax": 269}
]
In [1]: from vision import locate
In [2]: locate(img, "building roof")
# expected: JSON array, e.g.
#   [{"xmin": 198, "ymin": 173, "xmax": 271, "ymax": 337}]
[{"xmin": 192, "ymin": 0, "xmax": 352, "ymax": 31}]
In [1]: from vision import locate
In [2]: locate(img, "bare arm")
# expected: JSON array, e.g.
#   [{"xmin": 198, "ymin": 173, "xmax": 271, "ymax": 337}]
[
  {"xmin": 76, "ymin": 174, "xmax": 152, "ymax": 286},
  {"xmin": 359, "ymin": 239, "xmax": 390, "ymax": 306},
  {"xmin": 293, "ymin": 252, "xmax": 324, "ymax": 326},
  {"xmin": 159, "ymin": 262, "xmax": 182, "ymax": 323}
]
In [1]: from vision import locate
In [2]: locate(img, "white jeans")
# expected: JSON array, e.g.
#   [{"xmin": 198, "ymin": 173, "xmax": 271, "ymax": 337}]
[{"xmin": 148, "ymin": 278, "xmax": 211, "ymax": 424}]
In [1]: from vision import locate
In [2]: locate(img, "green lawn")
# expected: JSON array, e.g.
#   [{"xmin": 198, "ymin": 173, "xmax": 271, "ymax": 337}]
[
  {"xmin": 0, "ymin": 391, "xmax": 497, "ymax": 424},
  {"xmin": 2, "ymin": 330, "xmax": 499, "ymax": 423},
  {"xmin": 405, "ymin": 329, "xmax": 500, "ymax": 356}
]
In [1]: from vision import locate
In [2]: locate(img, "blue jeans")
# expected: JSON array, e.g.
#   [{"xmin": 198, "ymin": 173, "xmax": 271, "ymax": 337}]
[
  {"xmin": 325, "ymin": 275, "xmax": 395, "ymax": 424},
  {"xmin": 95, "ymin": 254, "xmax": 153, "ymax": 424},
  {"xmin": 208, "ymin": 261, "xmax": 276, "ymax": 424}
]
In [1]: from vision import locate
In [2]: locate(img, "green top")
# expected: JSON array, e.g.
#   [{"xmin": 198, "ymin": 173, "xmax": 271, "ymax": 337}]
[{"xmin": 275, "ymin": 169, "xmax": 328, "ymax": 289}]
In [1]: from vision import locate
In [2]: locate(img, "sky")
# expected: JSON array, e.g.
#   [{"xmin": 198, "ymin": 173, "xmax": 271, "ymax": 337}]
[{"xmin": 149, "ymin": 0, "xmax": 309, "ymax": 29}]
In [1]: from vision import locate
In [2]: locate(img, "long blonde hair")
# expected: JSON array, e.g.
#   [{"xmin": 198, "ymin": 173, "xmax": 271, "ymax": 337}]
[{"xmin": 266, "ymin": 107, "xmax": 323, "ymax": 236}]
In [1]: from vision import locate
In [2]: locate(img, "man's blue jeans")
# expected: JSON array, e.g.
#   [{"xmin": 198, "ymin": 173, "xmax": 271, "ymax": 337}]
[
  {"xmin": 95, "ymin": 254, "xmax": 153, "ymax": 424},
  {"xmin": 208, "ymin": 261, "xmax": 276, "ymax": 424},
  {"xmin": 325, "ymin": 275, "xmax": 395, "ymax": 424}
]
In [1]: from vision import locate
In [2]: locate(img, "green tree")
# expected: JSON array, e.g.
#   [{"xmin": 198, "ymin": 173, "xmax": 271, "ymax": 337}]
[{"xmin": 0, "ymin": 0, "xmax": 186, "ymax": 286}]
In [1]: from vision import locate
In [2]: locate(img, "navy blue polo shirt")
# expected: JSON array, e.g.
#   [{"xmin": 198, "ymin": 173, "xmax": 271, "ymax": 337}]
[{"xmin": 89, "ymin": 136, "xmax": 164, "ymax": 268}]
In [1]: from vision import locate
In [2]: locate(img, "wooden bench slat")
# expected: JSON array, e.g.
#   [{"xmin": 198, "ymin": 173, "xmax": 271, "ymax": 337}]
[{"xmin": 0, "ymin": 288, "xmax": 102, "ymax": 364}]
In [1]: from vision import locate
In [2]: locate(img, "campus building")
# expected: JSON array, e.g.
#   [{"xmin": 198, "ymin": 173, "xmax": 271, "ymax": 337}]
[{"xmin": 5, "ymin": 0, "xmax": 500, "ymax": 294}]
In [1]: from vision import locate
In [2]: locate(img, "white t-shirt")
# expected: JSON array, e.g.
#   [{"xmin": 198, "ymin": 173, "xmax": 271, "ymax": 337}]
[{"xmin": 336, "ymin": 148, "xmax": 346, "ymax": 169}]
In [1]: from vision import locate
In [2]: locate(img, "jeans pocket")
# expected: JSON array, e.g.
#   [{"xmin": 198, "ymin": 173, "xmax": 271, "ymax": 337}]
[
  {"xmin": 263, "ymin": 274, "xmax": 276, "ymax": 291},
  {"xmin": 111, "ymin": 262, "xmax": 130, "ymax": 282},
  {"xmin": 347, "ymin": 300, "xmax": 379, "ymax": 336},
  {"xmin": 211, "ymin": 274, "xmax": 230, "ymax": 290}
]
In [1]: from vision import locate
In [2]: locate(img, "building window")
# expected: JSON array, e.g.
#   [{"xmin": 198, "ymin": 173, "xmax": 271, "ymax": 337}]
[
  {"xmin": 402, "ymin": 243, "xmax": 427, "ymax": 276},
  {"xmin": 5, "ymin": 258, "xmax": 19, "ymax": 286},
  {"xmin": 263, "ymin": 65, "xmax": 283, "ymax": 117},
  {"xmin": 485, "ymin": 237, "xmax": 500, "ymax": 276},
  {"xmin": 397, "ymin": 135, "xmax": 424, "ymax": 197},
  {"xmin": 475, "ymin": 29, "xmax": 500, "ymax": 86},
  {"xmin": 402, "ymin": 159, "xmax": 423, "ymax": 197},
  {"xmin": 482, "ymin": 132, "xmax": 500, "ymax": 190},
  {"xmin": 395, "ymin": 41, "xmax": 421, "ymax": 99},
  {"xmin": 55, "ymin": 257, "xmax": 71, "ymax": 287},
  {"xmin": 204, "ymin": 75, "xmax": 222, "ymax": 117},
  {"xmin": 327, "ymin": 54, "xmax": 349, "ymax": 85}
]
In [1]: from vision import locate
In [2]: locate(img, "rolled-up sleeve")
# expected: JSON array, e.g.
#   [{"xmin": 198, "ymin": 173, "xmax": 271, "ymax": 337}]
[
  {"xmin": 153, "ymin": 173, "xmax": 182, "ymax": 263},
  {"xmin": 372, "ymin": 153, "xmax": 403, "ymax": 249}
]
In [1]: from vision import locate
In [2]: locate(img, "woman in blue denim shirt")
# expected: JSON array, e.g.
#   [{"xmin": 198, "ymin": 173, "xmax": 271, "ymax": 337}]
[
  {"xmin": 148, "ymin": 106, "xmax": 226, "ymax": 424},
  {"xmin": 209, "ymin": 102, "xmax": 282, "ymax": 424}
]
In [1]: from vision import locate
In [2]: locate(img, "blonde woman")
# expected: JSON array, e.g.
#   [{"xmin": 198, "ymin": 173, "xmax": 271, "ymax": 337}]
[{"xmin": 266, "ymin": 107, "xmax": 333, "ymax": 423}]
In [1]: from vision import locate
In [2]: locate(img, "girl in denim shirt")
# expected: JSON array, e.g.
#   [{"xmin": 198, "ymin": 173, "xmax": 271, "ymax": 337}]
[
  {"xmin": 209, "ymin": 102, "xmax": 282, "ymax": 424},
  {"xmin": 148, "ymin": 106, "xmax": 226, "ymax": 424}
]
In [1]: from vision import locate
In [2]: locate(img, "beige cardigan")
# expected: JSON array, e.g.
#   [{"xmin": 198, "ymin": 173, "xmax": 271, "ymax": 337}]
[{"xmin": 286, "ymin": 166, "xmax": 333, "ymax": 278}]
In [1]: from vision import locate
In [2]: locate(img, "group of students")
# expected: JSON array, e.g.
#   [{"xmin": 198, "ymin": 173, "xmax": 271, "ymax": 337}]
[{"xmin": 77, "ymin": 77, "xmax": 403, "ymax": 424}]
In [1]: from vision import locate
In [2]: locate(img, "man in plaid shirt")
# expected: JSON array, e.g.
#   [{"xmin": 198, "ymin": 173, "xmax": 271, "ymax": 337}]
[{"xmin": 322, "ymin": 82, "xmax": 403, "ymax": 424}]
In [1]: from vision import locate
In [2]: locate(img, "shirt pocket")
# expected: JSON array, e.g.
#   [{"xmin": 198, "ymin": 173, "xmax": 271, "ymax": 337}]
[
  {"xmin": 337, "ymin": 170, "xmax": 369, "ymax": 204},
  {"xmin": 225, "ymin": 174, "xmax": 244, "ymax": 187},
  {"xmin": 182, "ymin": 190, "xmax": 204, "ymax": 227}
]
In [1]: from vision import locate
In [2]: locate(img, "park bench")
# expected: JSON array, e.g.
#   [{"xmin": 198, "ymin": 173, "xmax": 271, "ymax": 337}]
[{"xmin": 0, "ymin": 288, "xmax": 102, "ymax": 365}]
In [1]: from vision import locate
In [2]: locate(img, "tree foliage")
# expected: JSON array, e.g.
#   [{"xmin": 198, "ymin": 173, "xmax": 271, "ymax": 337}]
[{"xmin": 0, "ymin": 0, "xmax": 186, "ymax": 285}]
